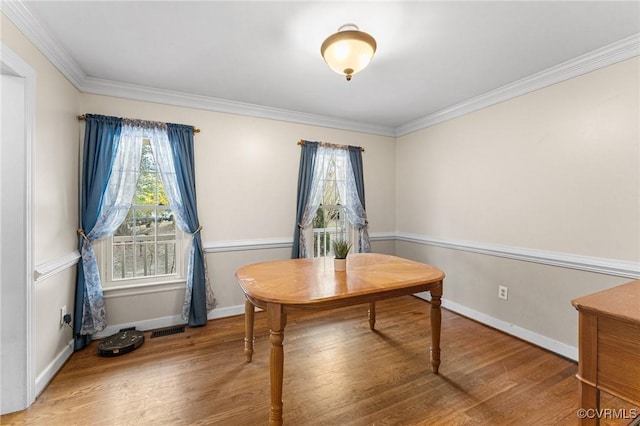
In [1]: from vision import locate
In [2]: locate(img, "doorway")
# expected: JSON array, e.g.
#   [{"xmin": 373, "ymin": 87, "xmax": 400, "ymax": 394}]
[{"xmin": 1, "ymin": 46, "xmax": 35, "ymax": 414}]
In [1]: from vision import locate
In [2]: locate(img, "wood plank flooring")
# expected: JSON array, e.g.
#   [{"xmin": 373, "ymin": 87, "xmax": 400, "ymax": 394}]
[{"xmin": 3, "ymin": 296, "xmax": 638, "ymax": 425}]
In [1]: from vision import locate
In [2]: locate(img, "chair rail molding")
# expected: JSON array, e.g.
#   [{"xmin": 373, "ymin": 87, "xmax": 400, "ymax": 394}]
[
  {"xmin": 204, "ymin": 237, "xmax": 292, "ymax": 253},
  {"xmin": 396, "ymin": 232, "xmax": 640, "ymax": 279},
  {"xmin": 34, "ymin": 251, "xmax": 81, "ymax": 284},
  {"xmin": 203, "ymin": 232, "xmax": 396, "ymax": 253}
]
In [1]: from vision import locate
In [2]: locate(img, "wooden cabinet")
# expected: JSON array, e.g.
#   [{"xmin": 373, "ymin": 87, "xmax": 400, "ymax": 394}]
[{"xmin": 572, "ymin": 279, "xmax": 640, "ymax": 425}]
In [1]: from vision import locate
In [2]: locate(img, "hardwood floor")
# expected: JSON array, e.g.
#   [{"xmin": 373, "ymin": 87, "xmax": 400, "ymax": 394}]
[{"xmin": 3, "ymin": 296, "xmax": 638, "ymax": 425}]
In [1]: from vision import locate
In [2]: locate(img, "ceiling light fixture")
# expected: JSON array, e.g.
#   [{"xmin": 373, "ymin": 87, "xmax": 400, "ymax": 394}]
[{"xmin": 321, "ymin": 23, "xmax": 377, "ymax": 81}]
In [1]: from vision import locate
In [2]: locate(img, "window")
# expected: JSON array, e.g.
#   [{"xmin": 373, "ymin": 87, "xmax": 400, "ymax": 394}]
[
  {"xmin": 311, "ymin": 152, "xmax": 356, "ymax": 257},
  {"xmin": 109, "ymin": 140, "xmax": 180, "ymax": 282},
  {"xmin": 293, "ymin": 142, "xmax": 370, "ymax": 259}
]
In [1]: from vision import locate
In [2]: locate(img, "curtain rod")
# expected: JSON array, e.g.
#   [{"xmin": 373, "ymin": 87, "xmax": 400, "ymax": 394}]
[
  {"xmin": 297, "ymin": 139, "xmax": 364, "ymax": 152},
  {"xmin": 77, "ymin": 114, "xmax": 200, "ymax": 133}
]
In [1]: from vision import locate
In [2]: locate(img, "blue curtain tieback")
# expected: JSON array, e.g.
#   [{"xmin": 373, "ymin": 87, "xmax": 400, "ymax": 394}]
[
  {"xmin": 191, "ymin": 225, "xmax": 203, "ymax": 236},
  {"xmin": 298, "ymin": 223, "xmax": 304, "ymax": 229},
  {"xmin": 77, "ymin": 228, "xmax": 90, "ymax": 241}
]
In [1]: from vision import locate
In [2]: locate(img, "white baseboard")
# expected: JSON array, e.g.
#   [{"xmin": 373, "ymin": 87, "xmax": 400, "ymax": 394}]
[
  {"xmin": 92, "ymin": 304, "xmax": 247, "ymax": 339},
  {"xmin": 207, "ymin": 303, "xmax": 246, "ymax": 319},
  {"xmin": 92, "ymin": 314, "xmax": 185, "ymax": 339},
  {"xmin": 415, "ymin": 292, "xmax": 578, "ymax": 361},
  {"xmin": 35, "ymin": 338, "xmax": 73, "ymax": 397},
  {"xmin": 97, "ymin": 295, "xmax": 577, "ymax": 363}
]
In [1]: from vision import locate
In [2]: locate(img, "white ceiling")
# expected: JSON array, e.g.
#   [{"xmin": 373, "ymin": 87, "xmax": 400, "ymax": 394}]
[{"xmin": 5, "ymin": 1, "xmax": 640, "ymax": 135}]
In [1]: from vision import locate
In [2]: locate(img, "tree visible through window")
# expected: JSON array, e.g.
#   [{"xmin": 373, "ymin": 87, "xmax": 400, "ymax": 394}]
[
  {"xmin": 112, "ymin": 140, "xmax": 176, "ymax": 279},
  {"xmin": 312, "ymin": 153, "xmax": 350, "ymax": 257}
]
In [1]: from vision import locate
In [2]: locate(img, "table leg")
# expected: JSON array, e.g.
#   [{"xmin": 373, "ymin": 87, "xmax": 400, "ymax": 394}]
[
  {"xmin": 368, "ymin": 302, "xmax": 376, "ymax": 330},
  {"xmin": 430, "ymin": 282, "xmax": 443, "ymax": 374},
  {"xmin": 267, "ymin": 302, "xmax": 286, "ymax": 426},
  {"xmin": 244, "ymin": 299, "xmax": 255, "ymax": 362}
]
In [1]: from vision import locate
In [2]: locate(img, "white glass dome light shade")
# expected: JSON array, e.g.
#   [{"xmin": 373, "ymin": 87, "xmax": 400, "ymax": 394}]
[{"xmin": 321, "ymin": 25, "xmax": 377, "ymax": 81}]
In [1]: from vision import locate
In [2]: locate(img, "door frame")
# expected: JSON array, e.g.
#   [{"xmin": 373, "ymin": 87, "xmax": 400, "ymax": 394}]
[{"xmin": 1, "ymin": 43, "xmax": 36, "ymax": 412}]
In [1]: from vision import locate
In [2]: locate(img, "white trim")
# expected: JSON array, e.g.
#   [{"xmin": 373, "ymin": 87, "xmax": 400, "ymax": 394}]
[
  {"xmin": 204, "ymin": 237, "xmax": 292, "ymax": 253},
  {"xmin": 202, "ymin": 233, "xmax": 639, "ymax": 279},
  {"xmin": 0, "ymin": 43, "xmax": 36, "ymax": 411},
  {"xmin": 81, "ymin": 77, "xmax": 396, "ymax": 137},
  {"xmin": 82, "ymin": 35, "xmax": 640, "ymax": 138},
  {"xmin": 34, "ymin": 250, "xmax": 80, "ymax": 283},
  {"xmin": 414, "ymin": 293, "xmax": 577, "ymax": 361},
  {"xmin": 102, "ymin": 280, "xmax": 185, "ymax": 299},
  {"xmin": 96, "ymin": 295, "xmax": 578, "ymax": 362},
  {"xmin": 203, "ymin": 232, "xmax": 395, "ymax": 253},
  {"xmin": 396, "ymin": 232, "xmax": 640, "ymax": 279},
  {"xmin": 395, "ymin": 34, "xmax": 640, "ymax": 136},
  {"xmin": 91, "ymin": 304, "xmax": 247, "ymax": 339},
  {"xmin": 207, "ymin": 304, "xmax": 246, "ymax": 320},
  {"xmin": 92, "ymin": 315, "xmax": 185, "ymax": 339},
  {"xmin": 28, "ymin": 234, "xmax": 638, "ymax": 283},
  {"xmin": 35, "ymin": 339, "xmax": 73, "ymax": 397},
  {"xmin": 3, "ymin": 2, "xmax": 637, "ymax": 137},
  {"xmin": 369, "ymin": 232, "xmax": 396, "ymax": 242}
]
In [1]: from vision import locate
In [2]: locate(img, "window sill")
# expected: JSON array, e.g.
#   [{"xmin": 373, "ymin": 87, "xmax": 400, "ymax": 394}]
[{"xmin": 103, "ymin": 279, "xmax": 186, "ymax": 299}]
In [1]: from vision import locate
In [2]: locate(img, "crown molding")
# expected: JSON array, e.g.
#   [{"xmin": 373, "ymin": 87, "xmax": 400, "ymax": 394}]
[
  {"xmin": 395, "ymin": 33, "xmax": 640, "ymax": 137},
  {"xmin": 1, "ymin": 0, "xmax": 86, "ymax": 88},
  {"xmin": 1, "ymin": 1, "xmax": 395, "ymax": 136},
  {"xmin": 4, "ymin": 1, "xmax": 638, "ymax": 138},
  {"xmin": 81, "ymin": 77, "xmax": 396, "ymax": 137}
]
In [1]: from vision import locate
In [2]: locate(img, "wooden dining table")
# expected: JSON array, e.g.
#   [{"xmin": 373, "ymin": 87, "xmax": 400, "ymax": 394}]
[{"xmin": 235, "ymin": 253, "xmax": 445, "ymax": 425}]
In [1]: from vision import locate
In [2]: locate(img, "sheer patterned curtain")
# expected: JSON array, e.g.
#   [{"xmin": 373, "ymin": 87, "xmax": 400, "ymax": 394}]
[
  {"xmin": 153, "ymin": 123, "xmax": 214, "ymax": 326},
  {"xmin": 296, "ymin": 146, "xmax": 335, "ymax": 258},
  {"xmin": 75, "ymin": 115, "xmax": 143, "ymax": 350},
  {"xmin": 348, "ymin": 146, "xmax": 371, "ymax": 253},
  {"xmin": 333, "ymin": 148, "xmax": 370, "ymax": 252}
]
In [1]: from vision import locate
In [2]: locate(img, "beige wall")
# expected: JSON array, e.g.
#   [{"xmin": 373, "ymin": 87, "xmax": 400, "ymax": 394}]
[
  {"xmin": 397, "ymin": 58, "xmax": 639, "ymax": 259},
  {"xmin": 396, "ymin": 57, "xmax": 640, "ymax": 351}
]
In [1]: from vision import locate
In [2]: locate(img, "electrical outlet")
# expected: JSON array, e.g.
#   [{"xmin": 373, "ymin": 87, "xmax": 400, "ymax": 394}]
[
  {"xmin": 60, "ymin": 305, "xmax": 67, "ymax": 327},
  {"xmin": 498, "ymin": 285, "xmax": 508, "ymax": 300}
]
